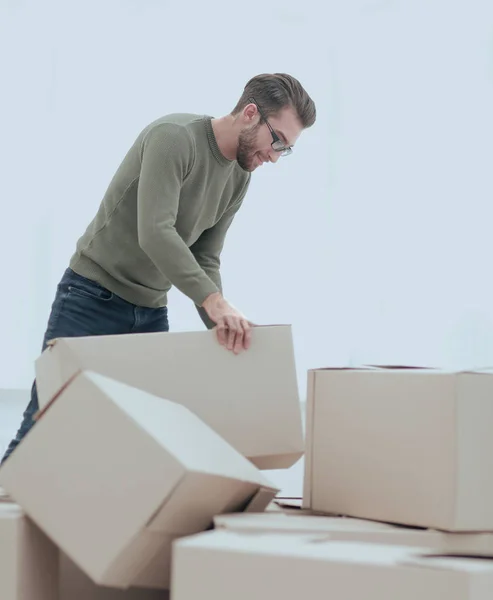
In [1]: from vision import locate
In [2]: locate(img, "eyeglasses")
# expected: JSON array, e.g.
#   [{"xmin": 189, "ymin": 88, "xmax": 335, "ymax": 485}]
[{"xmin": 249, "ymin": 97, "xmax": 293, "ymax": 157}]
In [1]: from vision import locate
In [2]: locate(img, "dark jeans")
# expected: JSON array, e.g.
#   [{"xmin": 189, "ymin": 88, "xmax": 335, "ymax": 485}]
[{"xmin": 1, "ymin": 268, "xmax": 169, "ymax": 463}]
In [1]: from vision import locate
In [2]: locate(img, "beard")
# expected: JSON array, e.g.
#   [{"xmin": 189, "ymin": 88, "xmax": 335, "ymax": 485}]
[{"xmin": 236, "ymin": 123, "xmax": 261, "ymax": 172}]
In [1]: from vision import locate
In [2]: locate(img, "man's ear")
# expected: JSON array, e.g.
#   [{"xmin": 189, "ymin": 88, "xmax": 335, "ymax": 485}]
[{"xmin": 243, "ymin": 102, "xmax": 258, "ymax": 123}]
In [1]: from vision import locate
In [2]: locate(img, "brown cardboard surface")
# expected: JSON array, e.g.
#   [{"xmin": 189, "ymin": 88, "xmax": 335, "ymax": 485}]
[
  {"xmin": 213, "ymin": 512, "xmax": 493, "ymax": 555},
  {"xmin": 214, "ymin": 512, "xmax": 397, "ymax": 534},
  {"xmin": 35, "ymin": 326, "xmax": 304, "ymax": 469},
  {"xmin": 301, "ymin": 370, "xmax": 316, "ymax": 507},
  {"xmin": 0, "ymin": 502, "xmax": 59, "ymax": 600},
  {"xmin": 0, "ymin": 371, "xmax": 278, "ymax": 589},
  {"xmin": 302, "ymin": 366, "xmax": 493, "ymax": 531},
  {"xmin": 172, "ymin": 531, "xmax": 493, "ymax": 600},
  {"xmin": 60, "ymin": 553, "xmax": 168, "ymax": 600}
]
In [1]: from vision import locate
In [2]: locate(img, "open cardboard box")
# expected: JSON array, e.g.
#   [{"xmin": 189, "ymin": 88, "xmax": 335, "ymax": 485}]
[
  {"xmin": 35, "ymin": 325, "xmax": 304, "ymax": 469},
  {"xmin": 0, "ymin": 371, "xmax": 278, "ymax": 589}
]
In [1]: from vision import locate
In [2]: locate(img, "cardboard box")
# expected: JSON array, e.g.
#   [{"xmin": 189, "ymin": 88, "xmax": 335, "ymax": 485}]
[
  {"xmin": 0, "ymin": 371, "xmax": 278, "ymax": 589},
  {"xmin": 60, "ymin": 553, "xmax": 168, "ymax": 600},
  {"xmin": 214, "ymin": 512, "xmax": 493, "ymax": 555},
  {"xmin": 303, "ymin": 366, "xmax": 493, "ymax": 531},
  {"xmin": 172, "ymin": 531, "xmax": 493, "ymax": 600},
  {"xmin": 0, "ymin": 500, "xmax": 59, "ymax": 600},
  {"xmin": 35, "ymin": 326, "xmax": 303, "ymax": 469}
]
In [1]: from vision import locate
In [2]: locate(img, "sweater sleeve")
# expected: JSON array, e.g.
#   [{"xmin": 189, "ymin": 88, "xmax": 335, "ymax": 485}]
[
  {"xmin": 137, "ymin": 124, "xmax": 220, "ymax": 307},
  {"xmin": 190, "ymin": 175, "xmax": 250, "ymax": 329}
]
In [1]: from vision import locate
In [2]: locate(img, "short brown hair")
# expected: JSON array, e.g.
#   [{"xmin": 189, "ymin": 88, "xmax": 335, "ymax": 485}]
[{"xmin": 231, "ymin": 73, "xmax": 316, "ymax": 129}]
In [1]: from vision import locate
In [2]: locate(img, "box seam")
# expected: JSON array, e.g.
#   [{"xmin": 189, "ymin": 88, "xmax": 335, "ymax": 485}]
[
  {"xmin": 303, "ymin": 370, "xmax": 317, "ymax": 509},
  {"xmin": 34, "ymin": 367, "xmax": 82, "ymax": 421}
]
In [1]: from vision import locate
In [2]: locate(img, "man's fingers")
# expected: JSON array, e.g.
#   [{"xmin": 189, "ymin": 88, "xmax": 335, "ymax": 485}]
[
  {"xmin": 215, "ymin": 314, "xmax": 252, "ymax": 354},
  {"xmin": 224, "ymin": 316, "xmax": 237, "ymax": 351},
  {"xmin": 228, "ymin": 329, "xmax": 236, "ymax": 352},
  {"xmin": 242, "ymin": 319, "xmax": 252, "ymax": 350},
  {"xmin": 224, "ymin": 316, "xmax": 247, "ymax": 354},
  {"xmin": 216, "ymin": 321, "xmax": 228, "ymax": 346},
  {"xmin": 233, "ymin": 322, "xmax": 245, "ymax": 354}
]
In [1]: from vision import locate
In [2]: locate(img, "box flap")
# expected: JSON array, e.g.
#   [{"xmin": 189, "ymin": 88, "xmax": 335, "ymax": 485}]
[
  {"xmin": 308, "ymin": 365, "xmax": 435, "ymax": 373},
  {"xmin": 146, "ymin": 473, "xmax": 277, "ymax": 537},
  {"xmin": 310, "ymin": 364, "xmax": 493, "ymax": 375},
  {"xmin": 275, "ymin": 498, "xmax": 304, "ymax": 509},
  {"xmin": 309, "ymin": 366, "xmax": 376, "ymax": 372},
  {"xmin": 363, "ymin": 364, "xmax": 435, "ymax": 370},
  {"xmin": 33, "ymin": 369, "xmax": 82, "ymax": 421},
  {"xmin": 401, "ymin": 552, "xmax": 493, "ymax": 573},
  {"xmin": 35, "ymin": 338, "xmax": 82, "ymax": 409},
  {"xmin": 242, "ymin": 487, "xmax": 278, "ymax": 513},
  {"xmin": 213, "ymin": 513, "xmax": 405, "ymax": 534},
  {"xmin": 247, "ymin": 451, "xmax": 304, "ymax": 470}
]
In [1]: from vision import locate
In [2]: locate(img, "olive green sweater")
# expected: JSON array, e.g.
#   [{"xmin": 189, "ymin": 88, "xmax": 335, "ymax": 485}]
[{"xmin": 70, "ymin": 114, "xmax": 251, "ymax": 323}]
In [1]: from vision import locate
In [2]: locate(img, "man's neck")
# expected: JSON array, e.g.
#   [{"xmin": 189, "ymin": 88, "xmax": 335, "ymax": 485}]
[{"xmin": 210, "ymin": 115, "xmax": 238, "ymax": 161}]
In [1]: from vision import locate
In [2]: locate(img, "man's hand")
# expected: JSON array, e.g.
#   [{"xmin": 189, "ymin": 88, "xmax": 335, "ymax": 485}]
[{"xmin": 202, "ymin": 292, "xmax": 252, "ymax": 354}]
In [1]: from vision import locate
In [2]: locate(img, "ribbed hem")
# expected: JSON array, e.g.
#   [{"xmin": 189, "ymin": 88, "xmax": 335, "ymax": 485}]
[
  {"xmin": 70, "ymin": 254, "xmax": 220, "ymax": 310},
  {"xmin": 69, "ymin": 256, "xmax": 169, "ymax": 309},
  {"xmin": 203, "ymin": 116, "xmax": 234, "ymax": 167}
]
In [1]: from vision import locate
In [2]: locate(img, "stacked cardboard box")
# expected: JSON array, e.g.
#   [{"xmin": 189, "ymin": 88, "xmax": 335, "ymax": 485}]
[
  {"xmin": 171, "ymin": 365, "xmax": 493, "ymax": 599},
  {"xmin": 0, "ymin": 498, "xmax": 58, "ymax": 600},
  {"xmin": 0, "ymin": 498, "xmax": 167, "ymax": 600},
  {"xmin": 4, "ymin": 330, "xmax": 493, "ymax": 599},
  {"xmin": 172, "ymin": 532, "xmax": 493, "ymax": 600},
  {"xmin": 0, "ymin": 326, "xmax": 304, "ymax": 598},
  {"xmin": 302, "ymin": 365, "xmax": 493, "ymax": 530}
]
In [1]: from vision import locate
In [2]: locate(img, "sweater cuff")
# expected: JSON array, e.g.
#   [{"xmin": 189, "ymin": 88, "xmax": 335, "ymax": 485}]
[{"xmin": 192, "ymin": 278, "xmax": 221, "ymax": 308}]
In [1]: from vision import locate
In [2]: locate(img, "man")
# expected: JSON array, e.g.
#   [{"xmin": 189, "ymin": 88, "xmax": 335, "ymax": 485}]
[{"xmin": 2, "ymin": 72, "xmax": 316, "ymax": 463}]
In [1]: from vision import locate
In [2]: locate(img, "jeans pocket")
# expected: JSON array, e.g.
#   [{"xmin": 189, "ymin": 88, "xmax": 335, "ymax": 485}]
[{"xmin": 67, "ymin": 281, "xmax": 114, "ymax": 302}]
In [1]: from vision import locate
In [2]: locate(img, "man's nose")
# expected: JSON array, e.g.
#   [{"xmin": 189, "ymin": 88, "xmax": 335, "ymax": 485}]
[{"xmin": 269, "ymin": 150, "xmax": 281, "ymax": 164}]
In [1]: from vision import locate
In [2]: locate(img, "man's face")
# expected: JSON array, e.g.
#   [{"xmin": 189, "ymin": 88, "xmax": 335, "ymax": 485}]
[{"xmin": 236, "ymin": 105, "xmax": 303, "ymax": 172}]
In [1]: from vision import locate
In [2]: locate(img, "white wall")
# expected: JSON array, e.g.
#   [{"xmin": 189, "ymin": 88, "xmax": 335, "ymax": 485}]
[{"xmin": 1, "ymin": 0, "xmax": 493, "ymax": 393}]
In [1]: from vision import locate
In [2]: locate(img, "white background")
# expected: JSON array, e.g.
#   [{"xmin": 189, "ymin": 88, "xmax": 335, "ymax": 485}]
[{"xmin": 1, "ymin": 0, "xmax": 493, "ymax": 398}]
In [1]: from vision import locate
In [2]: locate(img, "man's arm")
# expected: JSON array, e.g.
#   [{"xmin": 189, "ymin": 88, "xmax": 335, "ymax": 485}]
[
  {"xmin": 190, "ymin": 198, "xmax": 245, "ymax": 329},
  {"xmin": 137, "ymin": 123, "xmax": 220, "ymax": 306}
]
